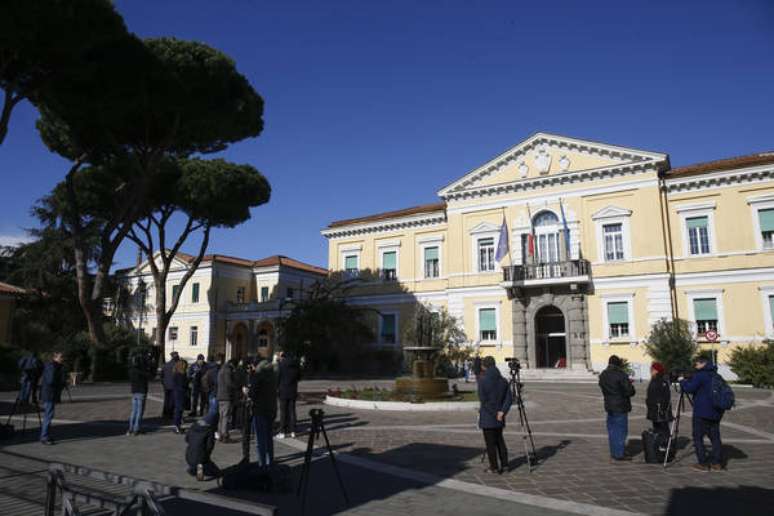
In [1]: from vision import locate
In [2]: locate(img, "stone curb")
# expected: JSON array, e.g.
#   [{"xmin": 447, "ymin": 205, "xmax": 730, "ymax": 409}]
[{"xmin": 324, "ymin": 395, "xmax": 480, "ymax": 412}]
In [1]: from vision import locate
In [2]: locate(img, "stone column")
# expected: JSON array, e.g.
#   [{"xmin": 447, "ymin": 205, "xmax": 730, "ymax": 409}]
[
  {"xmin": 567, "ymin": 294, "xmax": 589, "ymax": 370},
  {"xmin": 511, "ymin": 296, "xmax": 529, "ymax": 367}
]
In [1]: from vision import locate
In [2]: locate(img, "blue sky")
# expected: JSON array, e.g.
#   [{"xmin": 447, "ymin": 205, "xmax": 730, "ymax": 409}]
[{"xmin": 1, "ymin": 0, "xmax": 773, "ymax": 268}]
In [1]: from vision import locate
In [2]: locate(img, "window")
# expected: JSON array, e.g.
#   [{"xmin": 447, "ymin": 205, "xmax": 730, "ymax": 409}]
[
  {"xmin": 607, "ymin": 302, "xmax": 629, "ymax": 338},
  {"xmin": 260, "ymin": 286, "xmax": 269, "ymax": 302},
  {"xmin": 190, "ymin": 326, "xmax": 198, "ymax": 347},
  {"xmin": 380, "ymin": 314, "xmax": 396, "ymax": 344},
  {"xmin": 424, "ymin": 246, "xmax": 439, "ymax": 278},
  {"xmin": 769, "ymin": 295, "xmax": 774, "ymax": 331},
  {"xmin": 344, "ymin": 255, "xmax": 359, "ymax": 276},
  {"xmin": 382, "ymin": 251, "xmax": 397, "ymax": 280},
  {"xmin": 286, "ymin": 287, "xmax": 295, "ymax": 299},
  {"xmin": 478, "ymin": 238, "xmax": 495, "ymax": 272},
  {"xmin": 191, "ymin": 283, "xmax": 200, "ymax": 303},
  {"xmin": 169, "ymin": 326, "xmax": 178, "ymax": 341},
  {"xmin": 758, "ymin": 208, "xmax": 774, "ymax": 250},
  {"xmin": 258, "ymin": 329, "xmax": 269, "ymax": 347},
  {"xmin": 171, "ymin": 284, "xmax": 180, "ymax": 302},
  {"xmin": 686, "ymin": 216, "xmax": 711, "ymax": 255},
  {"xmin": 236, "ymin": 286, "xmax": 245, "ymax": 304},
  {"xmin": 478, "ymin": 308, "xmax": 497, "ymax": 341},
  {"xmin": 693, "ymin": 298, "xmax": 718, "ymax": 336},
  {"xmin": 603, "ymin": 223, "xmax": 625, "ymax": 261}
]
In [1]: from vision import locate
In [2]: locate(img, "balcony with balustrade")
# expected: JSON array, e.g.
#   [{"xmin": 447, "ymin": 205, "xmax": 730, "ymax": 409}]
[{"xmin": 501, "ymin": 259, "xmax": 591, "ymax": 290}]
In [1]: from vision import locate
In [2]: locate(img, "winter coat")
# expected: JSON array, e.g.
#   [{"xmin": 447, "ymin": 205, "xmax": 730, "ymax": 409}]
[
  {"xmin": 217, "ymin": 363, "xmax": 235, "ymax": 401},
  {"xmin": 40, "ymin": 361, "xmax": 66, "ymax": 403},
  {"xmin": 188, "ymin": 361, "xmax": 205, "ymax": 392},
  {"xmin": 18, "ymin": 354, "xmax": 42, "ymax": 381},
  {"xmin": 185, "ymin": 420, "xmax": 215, "ymax": 468},
  {"xmin": 161, "ymin": 359, "xmax": 177, "ymax": 390},
  {"xmin": 477, "ymin": 366, "xmax": 513, "ymax": 429},
  {"xmin": 598, "ymin": 365, "xmax": 635, "ymax": 414},
  {"xmin": 680, "ymin": 365, "xmax": 723, "ymax": 421},
  {"xmin": 172, "ymin": 360, "xmax": 188, "ymax": 390},
  {"xmin": 201, "ymin": 363, "xmax": 218, "ymax": 394},
  {"xmin": 129, "ymin": 366, "xmax": 150, "ymax": 394},
  {"xmin": 646, "ymin": 373, "xmax": 673, "ymax": 422},
  {"xmin": 472, "ymin": 357, "xmax": 482, "ymax": 376},
  {"xmin": 249, "ymin": 360, "xmax": 277, "ymax": 420},
  {"xmin": 277, "ymin": 358, "xmax": 301, "ymax": 400}
]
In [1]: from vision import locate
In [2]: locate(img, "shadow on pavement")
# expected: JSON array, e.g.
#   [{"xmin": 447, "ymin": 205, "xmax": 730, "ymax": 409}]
[{"xmin": 665, "ymin": 485, "xmax": 774, "ymax": 516}]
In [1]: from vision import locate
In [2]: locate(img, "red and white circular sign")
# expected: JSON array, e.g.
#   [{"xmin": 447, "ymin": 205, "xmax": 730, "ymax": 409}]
[{"xmin": 705, "ymin": 330, "xmax": 718, "ymax": 342}]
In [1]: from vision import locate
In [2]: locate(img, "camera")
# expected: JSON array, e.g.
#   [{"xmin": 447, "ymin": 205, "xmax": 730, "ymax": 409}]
[
  {"xmin": 505, "ymin": 357, "xmax": 521, "ymax": 373},
  {"xmin": 669, "ymin": 369, "xmax": 693, "ymax": 383}
]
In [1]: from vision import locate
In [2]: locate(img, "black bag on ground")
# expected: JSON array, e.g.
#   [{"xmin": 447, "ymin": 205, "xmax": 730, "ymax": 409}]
[{"xmin": 642, "ymin": 429, "xmax": 674, "ymax": 464}]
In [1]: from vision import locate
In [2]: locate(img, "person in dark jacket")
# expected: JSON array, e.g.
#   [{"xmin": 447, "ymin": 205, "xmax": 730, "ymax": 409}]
[
  {"xmin": 17, "ymin": 352, "xmax": 43, "ymax": 404},
  {"xmin": 598, "ymin": 355, "xmax": 635, "ymax": 462},
  {"xmin": 472, "ymin": 355, "xmax": 482, "ymax": 382},
  {"xmin": 680, "ymin": 357, "xmax": 724, "ymax": 472},
  {"xmin": 39, "ymin": 352, "xmax": 66, "ymax": 445},
  {"xmin": 645, "ymin": 362, "xmax": 673, "ymax": 442},
  {"xmin": 127, "ymin": 354, "xmax": 152, "ymax": 435},
  {"xmin": 171, "ymin": 357, "xmax": 188, "ymax": 434},
  {"xmin": 161, "ymin": 352, "xmax": 179, "ymax": 419},
  {"xmin": 188, "ymin": 354, "xmax": 207, "ymax": 417},
  {"xmin": 185, "ymin": 412, "xmax": 221, "ymax": 481},
  {"xmin": 203, "ymin": 356, "xmax": 220, "ymax": 423},
  {"xmin": 277, "ymin": 352, "xmax": 301, "ymax": 438},
  {"xmin": 217, "ymin": 358, "xmax": 236, "ymax": 442},
  {"xmin": 477, "ymin": 356, "xmax": 513, "ymax": 474},
  {"xmin": 249, "ymin": 352, "xmax": 278, "ymax": 469}
]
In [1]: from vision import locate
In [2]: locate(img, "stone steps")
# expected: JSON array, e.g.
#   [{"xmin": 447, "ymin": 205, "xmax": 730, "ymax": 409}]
[{"xmin": 497, "ymin": 366, "xmax": 599, "ymax": 382}]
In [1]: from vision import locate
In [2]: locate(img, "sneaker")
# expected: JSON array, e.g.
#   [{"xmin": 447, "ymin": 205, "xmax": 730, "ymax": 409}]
[
  {"xmin": 126, "ymin": 430, "xmax": 132, "ymax": 436},
  {"xmin": 290, "ymin": 432, "xmax": 296, "ymax": 438},
  {"xmin": 196, "ymin": 464, "xmax": 204, "ymax": 481},
  {"xmin": 711, "ymin": 464, "xmax": 724, "ymax": 472},
  {"xmin": 692, "ymin": 464, "xmax": 710, "ymax": 473},
  {"xmin": 40, "ymin": 439, "xmax": 54, "ymax": 446},
  {"xmin": 173, "ymin": 426, "xmax": 185, "ymax": 435},
  {"xmin": 483, "ymin": 467, "xmax": 498, "ymax": 474},
  {"xmin": 276, "ymin": 433, "xmax": 286, "ymax": 439},
  {"xmin": 214, "ymin": 432, "xmax": 221, "ymax": 441}
]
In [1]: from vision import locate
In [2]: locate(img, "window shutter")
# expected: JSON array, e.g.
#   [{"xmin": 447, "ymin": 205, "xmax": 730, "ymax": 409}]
[
  {"xmin": 344, "ymin": 255, "xmax": 358, "ymax": 269},
  {"xmin": 686, "ymin": 216, "xmax": 708, "ymax": 230},
  {"xmin": 192, "ymin": 283, "xmax": 199, "ymax": 302},
  {"xmin": 694, "ymin": 298, "xmax": 718, "ymax": 320},
  {"xmin": 607, "ymin": 302, "xmax": 629, "ymax": 325},
  {"xmin": 759, "ymin": 208, "xmax": 774, "ymax": 232},
  {"xmin": 479, "ymin": 308, "xmax": 496, "ymax": 331},
  {"xmin": 381, "ymin": 315, "xmax": 395, "ymax": 335},
  {"xmin": 424, "ymin": 247, "xmax": 439, "ymax": 261},
  {"xmin": 383, "ymin": 251, "xmax": 397, "ymax": 269}
]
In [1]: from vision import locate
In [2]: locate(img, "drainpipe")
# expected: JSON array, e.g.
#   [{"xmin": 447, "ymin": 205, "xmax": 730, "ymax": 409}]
[{"xmin": 657, "ymin": 168, "xmax": 679, "ymax": 320}]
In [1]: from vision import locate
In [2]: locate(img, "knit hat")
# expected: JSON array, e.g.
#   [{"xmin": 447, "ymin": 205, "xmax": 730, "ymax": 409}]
[{"xmin": 651, "ymin": 362, "xmax": 665, "ymax": 374}]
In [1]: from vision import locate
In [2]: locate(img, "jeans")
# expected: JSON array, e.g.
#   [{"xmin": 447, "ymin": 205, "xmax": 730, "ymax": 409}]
[
  {"xmin": 482, "ymin": 428, "xmax": 508, "ymax": 470},
  {"xmin": 173, "ymin": 388, "xmax": 185, "ymax": 428},
  {"xmin": 218, "ymin": 400, "xmax": 232, "ymax": 438},
  {"xmin": 279, "ymin": 398, "xmax": 296, "ymax": 434},
  {"xmin": 206, "ymin": 394, "xmax": 218, "ymax": 424},
  {"xmin": 693, "ymin": 417, "xmax": 723, "ymax": 465},
  {"xmin": 19, "ymin": 378, "xmax": 33, "ymax": 403},
  {"xmin": 253, "ymin": 415, "xmax": 274, "ymax": 468},
  {"xmin": 606, "ymin": 412, "xmax": 628, "ymax": 459},
  {"xmin": 191, "ymin": 388, "xmax": 206, "ymax": 416},
  {"xmin": 40, "ymin": 401, "xmax": 55, "ymax": 441},
  {"xmin": 129, "ymin": 393, "xmax": 146, "ymax": 433}
]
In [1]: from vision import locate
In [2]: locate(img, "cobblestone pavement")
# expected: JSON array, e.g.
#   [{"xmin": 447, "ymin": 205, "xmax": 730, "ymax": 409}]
[{"xmin": 1, "ymin": 380, "xmax": 773, "ymax": 515}]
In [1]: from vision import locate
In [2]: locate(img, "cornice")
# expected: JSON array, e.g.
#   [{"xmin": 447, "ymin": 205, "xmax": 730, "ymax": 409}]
[
  {"xmin": 665, "ymin": 164, "xmax": 774, "ymax": 193},
  {"xmin": 321, "ymin": 211, "xmax": 447, "ymax": 239}
]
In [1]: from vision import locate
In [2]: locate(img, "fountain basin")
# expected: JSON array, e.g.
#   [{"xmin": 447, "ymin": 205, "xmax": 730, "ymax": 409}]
[{"xmin": 394, "ymin": 376, "xmax": 450, "ymax": 399}]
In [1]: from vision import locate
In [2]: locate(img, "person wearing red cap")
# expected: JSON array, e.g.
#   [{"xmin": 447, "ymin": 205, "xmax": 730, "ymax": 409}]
[{"xmin": 646, "ymin": 362, "xmax": 673, "ymax": 442}]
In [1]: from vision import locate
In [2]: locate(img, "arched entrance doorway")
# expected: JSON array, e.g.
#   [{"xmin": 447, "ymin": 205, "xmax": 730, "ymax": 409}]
[
  {"xmin": 231, "ymin": 323, "xmax": 248, "ymax": 361},
  {"xmin": 535, "ymin": 305, "xmax": 567, "ymax": 368}
]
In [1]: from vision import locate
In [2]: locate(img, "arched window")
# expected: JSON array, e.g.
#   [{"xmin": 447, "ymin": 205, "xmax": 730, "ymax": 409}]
[
  {"xmin": 531, "ymin": 211, "xmax": 561, "ymax": 263},
  {"xmin": 533, "ymin": 211, "xmax": 559, "ymax": 227}
]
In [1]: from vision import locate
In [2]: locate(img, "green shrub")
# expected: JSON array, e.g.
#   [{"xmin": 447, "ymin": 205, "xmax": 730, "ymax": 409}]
[
  {"xmin": 644, "ymin": 318, "xmax": 697, "ymax": 373},
  {"xmin": 729, "ymin": 342, "xmax": 774, "ymax": 388}
]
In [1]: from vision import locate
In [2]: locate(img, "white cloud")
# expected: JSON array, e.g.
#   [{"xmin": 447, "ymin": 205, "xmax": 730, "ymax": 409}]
[{"xmin": 0, "ymin": 234, "xmax": 34, "ymax": 248}]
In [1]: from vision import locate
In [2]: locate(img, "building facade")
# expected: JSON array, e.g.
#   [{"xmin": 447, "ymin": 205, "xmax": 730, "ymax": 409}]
[
  {"xmin": 119, "ymin": 253, "xmax": 327, "ymax": 362},
  {"xmin": 322, "ymin": 133, "xmax": 774, "ymax": 378}
]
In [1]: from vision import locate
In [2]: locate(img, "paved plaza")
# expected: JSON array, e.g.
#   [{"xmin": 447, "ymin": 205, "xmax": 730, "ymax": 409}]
[{"xmin": 1, "ymin": 379, "xmax": 773, "ymax": 515}]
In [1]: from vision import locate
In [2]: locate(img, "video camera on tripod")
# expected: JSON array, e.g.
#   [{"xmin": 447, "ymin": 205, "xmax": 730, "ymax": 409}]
[{"xmin": 505, "ymin": 357, "xmax": 521, "ymax": 374}]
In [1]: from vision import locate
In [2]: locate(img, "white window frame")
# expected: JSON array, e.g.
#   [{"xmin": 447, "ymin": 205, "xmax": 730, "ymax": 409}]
[
  {"xmin": 601, "ymin": 294, "xmax": 636, "ymax": 344},
  {"xmin": 260, "ymin": 286, "xmax": 270, "ymax": 302},
  {"xmin": 474, "ymin": 303, "xmax": 500, "ymax": 346},
  {"xmin": 169, "ymin": 326, "xmax": 178, "ymax": 341},
  {"xmin": 595, "ymin": 218, "xmax": 632, "ymax": 263},
  {"xmin": 677, "ymin": 202, "xmax": 717, "ymax": 258},
  {"xmin": 469, "ymin": 223, "xmax": 501, "ymax": 274},
  {"xmin": 378, "ymin": 312, "xmax": 399, "ymax": 346},
  {"xmin": 377, "ymin": 241, "xmax": 401, "ymax": 281},
  {"xmin": 685, "ymin": 289, "xmax": 726, "ymax": 340},
  {"xmin": 474, "ymin": 236, "xmax": 497, "ymax": 273},
  {"xmin": 759, "ymin": 286, "xmax": 774, "ymax": 338},
  {"xmin": 190, "ymin": 326, "xmax": 198, "ymax": 347},
  {"xmin": 339, "ymin": 244, "xmax": 362, "ymax": 276},
  {"xmin": 748, "ymin": 195, "xmax": 774, "ymax": 252},
  {"xmin": 417, "ymin": 235, "xmax": 444, "ymax": 280}
]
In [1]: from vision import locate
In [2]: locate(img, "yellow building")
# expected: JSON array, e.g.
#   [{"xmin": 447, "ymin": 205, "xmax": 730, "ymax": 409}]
[
  {"xmin": 322, "ymin": 133, "xmax": 774, "ymax": 379},
  {"xmin": 0, "ymin": 281, "xmax": 24, "ymax": 347},
  {"xmin": 119, "ymin": 253, "xmax": 327, "ymax": 362}
]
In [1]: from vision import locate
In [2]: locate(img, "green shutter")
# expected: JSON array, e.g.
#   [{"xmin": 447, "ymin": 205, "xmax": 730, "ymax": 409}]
[
  {"xmin": 192, "ymin": 283, "xmax": 199, "ymax": 303},
  {"xmin": 758, "ymin": 208, "xmax": 774, "ymax": 232},
  {"xmin": 479, "ymin": 308, "xmax": 496, "ymax": 331},
  {"xmin": 607, "ymin": 302, "xmax": 629, "ymax": 325},
  {"xmin": 686, "ymin": 216, "xmax": 708, "ymax": 230},
  {"xmin": 344, "ymin": 255, "xmax": 358, "ymax": 270},
  {"xmin": 381, "ymin": 314, "xmax": 395, "ymax": 335},
  {"xmin": 768, "ymin": 295, "xmax": 774, "ymax": 323},
  {"xmin": 424, "ymin": 246, "xmax": 439, "ymax": 261},
  {"xmin": 382, "ymin": 251, "xmax": 396, "ymax": 269},
  {"xmin": 694, "ymin": 298, "xmax": 718, "ymax": 320},
  {"xmin": 172, "ymin": 284, "xmax": 180, "ymax": 300}
]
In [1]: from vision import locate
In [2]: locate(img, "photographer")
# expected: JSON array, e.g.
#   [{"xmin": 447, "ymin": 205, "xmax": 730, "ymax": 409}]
[
  {"xmin": 249, "ymin": 350, "xmax": 277, "ymax": 470},
  {"xmin": 646, "ymin": 362, "xmax": 672, "ymax": 442},
  {"xmin": 477, "ymin": 356, "xmax": 512, "ymax": 474},
  {"xmin": 161, "ymin": 351, "xmax": 179, "ymax": 420},
  {"xmin": 185, "ymin": 412, "xmax": 221, "ymax": 481},
  {"xmin": 598, "ymin": 355, "xmax": 635, "ymax": 462},
  {"xmin": 39, "ymin": 351, "xmax": 66, "ymax": 445},
  {"xmin": 277, "ymin": 351, "xmax": 300, "ymax": 439},
  {"xmin": 679, "ymin": 356, "xmax": 724, "ymax": 472},
  {"xmin": 188, "ymin": 354, "xmax": 207, "ymax": 418},
  {"xmin": 17, "ymin": 351, "xmax": 42, "ymax": 404},
  {"xmin": 217, "ymin": 357, "xmax": 236, "ymax": 442},
  {"xmin": 127, "ymin": 352, "xmax": 152, "ymax": 436}
]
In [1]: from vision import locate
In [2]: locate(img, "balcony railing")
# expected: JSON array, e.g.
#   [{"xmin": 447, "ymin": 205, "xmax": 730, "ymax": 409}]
[{"xmin": 502, "ymin": 259, "xmax": 591, "ymax": 284}]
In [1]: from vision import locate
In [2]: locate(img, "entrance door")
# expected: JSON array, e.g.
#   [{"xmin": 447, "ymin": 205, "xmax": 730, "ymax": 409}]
[{"xmin": 535, "ymin": 305, "xmax": 567, "ymax": 368}]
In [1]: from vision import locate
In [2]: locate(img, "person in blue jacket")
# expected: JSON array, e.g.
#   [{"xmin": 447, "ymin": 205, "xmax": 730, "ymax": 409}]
[
  {"xmin": 39, "ymin": 352, "xmax": 66, "ymax": 445},
  {"xmin": 477, "ymin": 356, "xmax": 513, "ymax": 474},
  {"xmin": 679, "ymin": 356, "xmax": 724, "ymax": 472}
]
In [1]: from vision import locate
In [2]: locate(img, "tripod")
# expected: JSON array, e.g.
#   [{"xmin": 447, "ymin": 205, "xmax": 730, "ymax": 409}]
[
  {"xmin": 511, "ymin": 363, "xmax": 538, "ymax": 472},
  {"xmin": 4, "ymin": 391, "xmax": 42, "ymax": 435},
  {"xmin": 297, "ymin": 409, "xmax": 348, "ymax": 516},
  {"xmin": 663, "ymin": 387, "xmax": 692, "ymax": 468}
]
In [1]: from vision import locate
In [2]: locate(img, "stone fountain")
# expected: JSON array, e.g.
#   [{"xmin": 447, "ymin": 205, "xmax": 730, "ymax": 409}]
[{"xmin": 394, "ymin": 310, "xmax": 449, "ymax": 399}]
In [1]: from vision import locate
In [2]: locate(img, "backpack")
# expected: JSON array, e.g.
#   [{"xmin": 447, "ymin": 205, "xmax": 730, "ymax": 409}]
[{"xmin": 711, "ymin": 372, "xmax": 735, "ymax": 411}]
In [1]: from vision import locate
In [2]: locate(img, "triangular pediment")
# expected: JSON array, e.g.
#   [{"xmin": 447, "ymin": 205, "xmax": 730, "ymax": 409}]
[
  {"xmin": 469, "ymin": 221, "xmax": 501, "ymax": 234},
  {"xmin": 128, "ymin": 251, "xmax": 193, "ymax": 276},
  {"xmin": 591, "ymin": 205, "xmax": 633, "ymax": 220},
  {"xmin": 438, "ymin": 132, "xmax": 668, "ymax": 197}
]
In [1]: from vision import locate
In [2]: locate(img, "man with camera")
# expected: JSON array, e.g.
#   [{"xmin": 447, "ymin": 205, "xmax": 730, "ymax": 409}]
[
  {"xmin": 477, "ymin": 356, "xmax": 512, "ymax": 474},
  {"xmin": 17, "ymin": 351, "xmax": 42, "ymax": 404},
  {"xmin": 127, "ymin": 351, "xmax": 153, "ymax": 436},
  {"xmin": 679, "ymin": 356, "xmax": 726, "ymax": 472},
  {"xmin": 39, "ymin": 351, "xmax": 66, "ymax": 445},
  {"xmin": 598, "ymin": 355, "xmax": 635, "ymax": 462}
]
